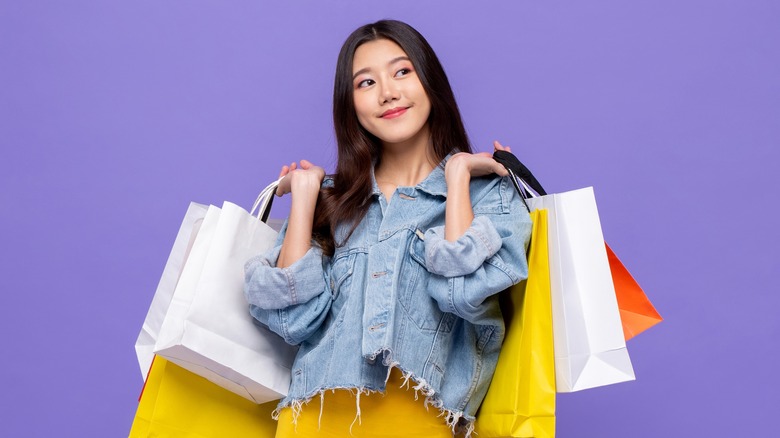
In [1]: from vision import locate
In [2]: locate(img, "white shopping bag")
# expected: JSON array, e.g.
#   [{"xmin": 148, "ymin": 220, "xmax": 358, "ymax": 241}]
[
  {"xmin": 152, "ymin": 180, "xmax": 298, "ymax": 404},
  {"xmin": 525, "ymin": 186, "xmax": 635, "ymax": 392},
  {"xmin": 134, "ymin": 202, "xmax": 208, "ymax": 379}
]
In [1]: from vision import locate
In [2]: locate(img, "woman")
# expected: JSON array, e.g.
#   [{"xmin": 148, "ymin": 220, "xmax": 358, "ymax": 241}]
[{"xmin": 244, "ymin": 19, "xmax": 531, "ymax": 437}]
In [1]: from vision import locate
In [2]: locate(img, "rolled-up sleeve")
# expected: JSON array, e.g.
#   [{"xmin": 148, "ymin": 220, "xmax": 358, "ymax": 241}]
[
  {"xmin": 244, "ymin": 243, "xmax": 327, "ymax": 310},
  {"xmin": 418, "ymin": 178, "xmax": 532, "ymax": 324},
  {"xmin": 243, "ymin": 220, "xmax": 332, "ymax": 344},
  {"xmin": 249, "ymin": 290, "xmax": 332, "ymax": 345},
  {"xmin": 423, "ymin": 215, "xmax": 504, "ymax": 277}
]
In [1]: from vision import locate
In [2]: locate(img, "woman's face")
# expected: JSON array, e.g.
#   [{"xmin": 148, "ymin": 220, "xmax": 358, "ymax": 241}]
[{"xmin": 351, "ymin": 39, "xmax": 431, "ymax": 147}]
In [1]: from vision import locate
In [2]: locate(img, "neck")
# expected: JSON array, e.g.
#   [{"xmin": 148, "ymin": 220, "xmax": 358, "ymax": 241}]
[{"xmin": 375, "ymin": 127, "xmax": 436, "ymax": 187}]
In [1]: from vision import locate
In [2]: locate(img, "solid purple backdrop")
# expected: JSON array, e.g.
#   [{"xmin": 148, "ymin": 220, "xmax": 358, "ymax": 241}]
[{"xmin": 1, "ymin": 1, "xmax": 778, "ymax": 436}]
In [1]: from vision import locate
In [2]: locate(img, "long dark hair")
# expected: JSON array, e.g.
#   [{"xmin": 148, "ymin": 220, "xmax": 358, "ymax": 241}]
[{"xmin": 314, "ymin": 19, "xmax": 472, "ymax": 256}]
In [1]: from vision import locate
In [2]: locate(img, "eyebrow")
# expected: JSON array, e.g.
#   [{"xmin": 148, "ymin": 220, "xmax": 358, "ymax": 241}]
[{"xmin": 352, "ymin": 56, "xmax": 411, "ymax": 80}]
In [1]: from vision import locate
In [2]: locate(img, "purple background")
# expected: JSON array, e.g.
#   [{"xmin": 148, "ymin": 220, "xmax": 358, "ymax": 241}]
[{"xmin": 1, "ymin": 1, "xmax": 778, "ymax": 436}]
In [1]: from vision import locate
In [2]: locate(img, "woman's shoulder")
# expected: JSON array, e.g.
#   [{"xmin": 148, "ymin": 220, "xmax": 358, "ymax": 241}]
[{"xmin": 470, "ymin": 174, "xmax": 517, "ymax": 215}]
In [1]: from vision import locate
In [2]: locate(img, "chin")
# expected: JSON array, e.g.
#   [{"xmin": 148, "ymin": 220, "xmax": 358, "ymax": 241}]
[
  {"xmin": 381, "ymin": 135, "xmax": 413, "ymax": 145},
  {"xmin": 378, "ymin": 128, "xmax": 429, "ymax": 147}
]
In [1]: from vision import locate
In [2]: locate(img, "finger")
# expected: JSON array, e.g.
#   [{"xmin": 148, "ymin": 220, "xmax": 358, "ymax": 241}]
[
  {"xmin": 299, "ymin": 159, "xmax": 312, "ymax": 170},
  {"xmin": 494, "ymin": 140, "xmax": 512, "ymax": 153},
  {"xmin": 290, "ymin": 162, "xmax": 297, "ymax": 171},
  {"xmin": 275, "ymin": 176, "xmax": 289, "ymax": 196},
  {"xmin": 487, "ymin": 157, "xmax": 509, "ymax": 176},
  {"xmin": 278, "ymin": 165, "xmax": 289, "ymax": 178},
  {"xmin": 493, "ymin": 163, "xmax": 509, "ymax": 177}
]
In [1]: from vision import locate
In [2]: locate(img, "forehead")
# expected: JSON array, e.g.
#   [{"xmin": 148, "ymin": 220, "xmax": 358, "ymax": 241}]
[{"xmin": 352, "ymin": 39, "xmax": 409, "ymax": 73}]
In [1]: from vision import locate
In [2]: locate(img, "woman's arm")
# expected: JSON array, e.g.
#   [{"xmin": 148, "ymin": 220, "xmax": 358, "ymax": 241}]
[
  {"xmin": 275, "ymin": 160, "xmax": 325, "ymax": 268},
  {"xmin": 419, "ymin": 141, "xmax": 530, "ymax": 325},
  {"xmin": 244, "ymin": 215, "xmax": 333, "ymax": 344},
  {"xmin": 243, "ymin": 160, "xmax": 331, "ymax": 345},
  {"xmin": 443, "ymin": 141, "xmax": 510, "ymax": 241},
  {"xmin": 423, "ymin": 205, "xmax": 531, "ymax": 324}
]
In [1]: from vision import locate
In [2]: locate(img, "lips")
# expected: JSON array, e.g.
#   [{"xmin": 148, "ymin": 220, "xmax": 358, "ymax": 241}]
[{"xmin": 380, "ymin": 107, "xmax": 408, "ymax": 119}]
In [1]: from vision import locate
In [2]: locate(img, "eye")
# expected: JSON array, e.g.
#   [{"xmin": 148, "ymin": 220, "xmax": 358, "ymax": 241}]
[
  {"xmin": 394, "ymin": 68, "xmax": 412, "ymax": 78},
  {"xmin": 356, "ymin": 78, "xmax": 375, "ymax": 89}
]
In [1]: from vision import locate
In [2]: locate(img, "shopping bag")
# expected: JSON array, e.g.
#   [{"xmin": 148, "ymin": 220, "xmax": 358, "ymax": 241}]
[
  {"xmin": 493, "ymin": 150, "xmax": 661, "ymax": 343},
  {"xmin": 526, "ymin": 187, "xmax": 635, "ymax": 392},
  {"xmin": 153, "ymin": 180, "xmax": 298, "ymax": 404},
  {"xmin": 129, "ymin": 356, "xmax": 278, "ymax": 437},
  {"xmin": 606, "ymin": 243, "xmax": 662, "ymax": 341},
  {"xmin": 135, "ymin": 202, "xmax": 208, "ymax": 379},
  {"xmin": 476, "ymin": 209, "xmax": 556, "ymax": 438},
  {"xmin": 494, "ymin": 150, "xmax": 635, "ymax": 392}
]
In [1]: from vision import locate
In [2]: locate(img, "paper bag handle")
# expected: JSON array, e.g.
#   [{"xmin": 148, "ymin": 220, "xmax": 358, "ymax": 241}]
[{"xmin": 249, "ymin": 177, "xmax": 283, "ymax": 223}]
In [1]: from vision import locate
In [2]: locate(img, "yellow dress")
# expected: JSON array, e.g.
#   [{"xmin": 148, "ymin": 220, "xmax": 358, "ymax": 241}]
[{"xmin": 275, "ymin": 367, "xmax": 454, "ymax": 437}]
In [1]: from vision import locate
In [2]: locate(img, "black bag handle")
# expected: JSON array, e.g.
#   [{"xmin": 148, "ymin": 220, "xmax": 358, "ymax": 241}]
[
  {"xmin": 493, "ymin": 150, "xmax": 547, "ymax": 196},
  {"xmin": 492, "ymin": 150, "xmax": 547, "ymax": 213}
]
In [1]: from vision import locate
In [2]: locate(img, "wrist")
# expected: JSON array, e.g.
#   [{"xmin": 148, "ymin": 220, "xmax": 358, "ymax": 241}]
[{"xmin": 445, "ymin": 158, "xmax": 471, "ymax": 183}]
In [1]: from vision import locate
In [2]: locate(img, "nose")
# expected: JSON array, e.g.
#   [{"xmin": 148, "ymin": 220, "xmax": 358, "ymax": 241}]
[{"xmin": 378, "ymin": 79, "xmax": 400, "ymax": 104}]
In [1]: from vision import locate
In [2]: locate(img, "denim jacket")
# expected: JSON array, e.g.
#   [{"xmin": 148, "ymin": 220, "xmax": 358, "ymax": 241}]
[{"xmin": 244, "ymin": 157, "xmax": 532, "ymax": 434}]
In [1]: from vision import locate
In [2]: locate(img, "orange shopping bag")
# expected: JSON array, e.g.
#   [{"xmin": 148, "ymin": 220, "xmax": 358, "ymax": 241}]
[{"xmin": 605, "ymin": 244, "xmax": 663, "ymax": 341}]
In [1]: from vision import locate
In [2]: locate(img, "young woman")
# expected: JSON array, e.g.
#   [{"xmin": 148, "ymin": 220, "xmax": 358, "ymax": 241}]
[{"xmin": 244, "ymin": 20, "xmax": 531, "ymax": 437}]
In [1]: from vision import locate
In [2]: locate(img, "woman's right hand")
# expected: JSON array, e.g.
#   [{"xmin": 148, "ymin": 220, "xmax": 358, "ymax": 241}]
[
  {"xmin": 276, "ymin": 160, "xmax": 326, "ymax": 199},
  {"xmin": 275, "ymin": 160, "xmax": 325, "ymax": 268}
]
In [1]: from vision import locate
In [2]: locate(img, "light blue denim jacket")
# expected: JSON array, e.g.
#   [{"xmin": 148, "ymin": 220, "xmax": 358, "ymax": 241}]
[{"xmin": 244, "ymin": 158, "xmax": 531, "ymax": 433}]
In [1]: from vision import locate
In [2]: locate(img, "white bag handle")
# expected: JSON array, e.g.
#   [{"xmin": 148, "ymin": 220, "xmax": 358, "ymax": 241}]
[
  {"xmin": 518, "ymin": 177, "xmax": 541, "ymax": 199},
  {"xmin": 249, "ymin": 177, "xmax": 283, "ymax": 222}
]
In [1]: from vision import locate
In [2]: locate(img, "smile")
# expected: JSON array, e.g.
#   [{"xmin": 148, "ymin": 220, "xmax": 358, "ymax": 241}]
[{"xmin": 380, "ymin": 107, "xmax": 408, "ymax": 119}]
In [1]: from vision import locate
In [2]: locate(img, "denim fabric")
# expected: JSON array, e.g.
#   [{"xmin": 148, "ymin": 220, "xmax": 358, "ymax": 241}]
[{"xmin": 244, "ymin": 157, "xmax": 532, "ymax": 431}]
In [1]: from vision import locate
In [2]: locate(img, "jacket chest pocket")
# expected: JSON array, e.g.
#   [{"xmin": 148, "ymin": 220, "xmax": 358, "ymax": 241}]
[{"xmin": 398, "ymin": 232, "xmax": 454, "ymax": 333}]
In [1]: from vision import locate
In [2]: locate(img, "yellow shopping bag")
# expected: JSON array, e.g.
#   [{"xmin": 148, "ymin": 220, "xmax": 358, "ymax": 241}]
[
  {"xmin": 129, "ymin": 357, "xmax": 278, "ymax": 437},
  {"xmin": 475, "ymin": 209, "xmax": 556, "ymax": 438}
]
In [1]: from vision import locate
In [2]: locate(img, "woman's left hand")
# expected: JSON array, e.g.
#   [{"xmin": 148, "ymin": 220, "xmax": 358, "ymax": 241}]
[
  {"xmin": 445, "ymin": 140, "xmax": 511, "ymax": 180},
  {"xmin": 442, "ymin": 141, "xmax": 512, "ymax": 241}
]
